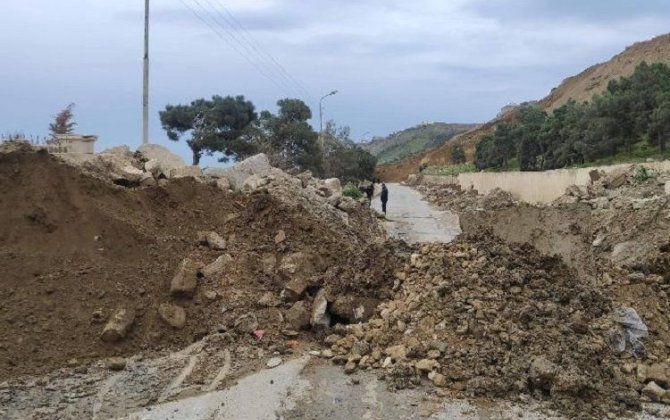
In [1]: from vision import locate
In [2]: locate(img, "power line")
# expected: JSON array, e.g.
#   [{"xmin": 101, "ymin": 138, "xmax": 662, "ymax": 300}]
[
  {"xmin": 210, "ymin": 0, "xmax": 312, "ymax": 100},
  {"xmin": 178, "ymin": 0, "xmax": 294, "ymax": 97},
  {"xmin": 200, "ymin": 0, "xmax": 306, "ymax": 98}
]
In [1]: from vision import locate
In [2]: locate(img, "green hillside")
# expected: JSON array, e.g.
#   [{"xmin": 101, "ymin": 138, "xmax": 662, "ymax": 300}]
[{"xmin": 361, "ymin": 122, "xmax": 477, "ymax": 164}]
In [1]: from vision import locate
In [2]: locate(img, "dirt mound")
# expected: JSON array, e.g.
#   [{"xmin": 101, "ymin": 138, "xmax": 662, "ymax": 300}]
[
  {"xmin": 324, "ymin": 233, "xmax": 642, "ymax": 418},
  {"xmin": 0, "ymin": 149, "xmax": 382, "ymax": 380}
]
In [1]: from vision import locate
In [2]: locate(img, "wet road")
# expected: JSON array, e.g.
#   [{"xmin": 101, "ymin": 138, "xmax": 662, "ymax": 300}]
[{"xmin": 371, "ymin": 183, "xmax": 461, "ymax": 243}]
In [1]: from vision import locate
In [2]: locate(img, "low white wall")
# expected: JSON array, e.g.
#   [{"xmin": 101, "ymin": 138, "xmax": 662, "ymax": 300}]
[
  {"xmin": 424, "ymin": 161, "xmax": 670, "ymax": 204},
  {"xmin": 420, "ymin": 175, "xmax": 458, "ymax": 185}
]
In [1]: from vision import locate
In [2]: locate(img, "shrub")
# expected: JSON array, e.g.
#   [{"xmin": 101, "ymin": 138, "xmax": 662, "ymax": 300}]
[
  {"xmin": 342, "ymin": 182, "xmax": 363, "ymax": 199},
  {"xmin": 632, "ymin": 166, "xmax": 654, "ymax": 184}
]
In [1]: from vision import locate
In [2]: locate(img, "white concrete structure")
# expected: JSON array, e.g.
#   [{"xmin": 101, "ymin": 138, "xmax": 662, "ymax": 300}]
[
  {"xmin": 420, "ymin": 161, "xmax": 670, "ymax": 204},
  {"xmin": 50, "ymin": 134, "xmax": 97, "ymax": 154}
]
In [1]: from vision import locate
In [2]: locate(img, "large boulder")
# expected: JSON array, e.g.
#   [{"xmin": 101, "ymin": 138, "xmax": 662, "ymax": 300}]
[
  {"xmin": 169, "ymin": 166, "xmax": 201, "ymax": 179},
  {"xmin": 242, "ymin": 174, "xmax": 271, "ymax": 192},
  {"xmin": 322, "ymin": 178, "xmax": 342, "ymax": 197},
  {"xmin": 144, "ymin": 159, "xmax": 162, "ymax": 177},
  {"xmin": 337, "ymin": 197, "xmax": 359, "ymax": 214},
  {"xmin": 205, "ymin": 154, "xmax": 272, "ymax": 191},
  {"xmin": 137, "ymin": 144, "xmax": 187, "ymax": 177},
  {"xmin": 83, "ymin": 149, "xmax": 144, "ymax": 185},
  {"xmin": 330, "ymin": 296, "xmax": 379, "ymax": 323}
]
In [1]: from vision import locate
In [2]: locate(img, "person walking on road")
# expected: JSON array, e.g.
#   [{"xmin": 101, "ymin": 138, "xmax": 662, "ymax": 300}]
[{"xmin": 380, "ymin": 183, "xmax": 389, "ymax": 215}]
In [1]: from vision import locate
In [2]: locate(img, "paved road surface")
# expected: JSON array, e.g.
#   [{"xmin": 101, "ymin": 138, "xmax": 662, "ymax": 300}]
[{"xmin": 371, "ymin": 183, "xmax": 461, "ymax": 243}]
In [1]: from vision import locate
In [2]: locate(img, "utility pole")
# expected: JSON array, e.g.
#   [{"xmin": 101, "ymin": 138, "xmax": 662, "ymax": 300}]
[
  {"xmin": 142, "ymin": 0, "xmax": 150, "ymax": 144},
  {"xmin": 319, "ymin": 90, "xmax": 338, "ymax": 149}
]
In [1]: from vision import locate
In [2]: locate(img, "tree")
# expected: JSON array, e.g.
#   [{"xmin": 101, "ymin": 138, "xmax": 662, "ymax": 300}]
[
  {"xmin": 321, "ymin": 120, "xmax": 377, "ymax": 182},
  {"xmin": 516, "ymin": 104, "xmax": 546, "ymax": 170},
  {"xmin": 475, "ymin": 135, "xmax": 496, "ymax": 170},
  {"xmin": 257, "ymin": 98, "xmax": 322, "ymax": 174},
  {"xmin": 451, "ymin": 144, "xmax": 466, "ymax": 164},
  {"xmin": 159, "ymin": 95, "xmax": 257, "ymax": 165},
  {"xmin": 491, "ymin": 123, "xmax": 516, "ymax": 168},
  {"xmin": 48, "ymin": 103, "xmax": 77, "ymax": 142},
  {"xmin": 649, "ymin": 93, "xmax": 670, "ymax": 152}
]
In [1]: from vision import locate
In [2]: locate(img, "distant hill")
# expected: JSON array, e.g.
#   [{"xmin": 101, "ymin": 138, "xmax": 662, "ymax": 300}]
[
  {"xmin": 378, "ymin": 32, "xmax": 670, "ymax": 181},
  {"xmin": 360, "ymin": 122, "xmax": 477, "ymax": 164}
]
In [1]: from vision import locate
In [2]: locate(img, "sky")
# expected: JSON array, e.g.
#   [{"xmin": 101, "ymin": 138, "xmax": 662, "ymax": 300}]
[{"xmin": 2, "ymin": 0, "xmax": 670, "ymax": 166}]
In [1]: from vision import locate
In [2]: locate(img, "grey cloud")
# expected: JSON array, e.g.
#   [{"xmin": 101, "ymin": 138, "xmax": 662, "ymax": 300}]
[{"xmin": 466, "ymin": 0, "xmax": 670, "ymax": 23}]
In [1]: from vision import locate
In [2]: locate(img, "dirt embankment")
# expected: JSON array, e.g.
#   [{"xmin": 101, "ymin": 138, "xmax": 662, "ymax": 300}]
[{"xmin": 0, "ymin": 149, "xmax": 383, "ymax": 380}]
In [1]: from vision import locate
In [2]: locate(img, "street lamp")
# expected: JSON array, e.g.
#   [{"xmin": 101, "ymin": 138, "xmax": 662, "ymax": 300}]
[{"xmin": 319, "ymin": 90, "xmax": 338, "ymax": 148}]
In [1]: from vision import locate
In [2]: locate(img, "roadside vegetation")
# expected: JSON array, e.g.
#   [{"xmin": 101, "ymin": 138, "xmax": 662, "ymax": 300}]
[
  {"xmin": 342, "ymin": 182, "xmax": 364, "ymax": 199},
  {"xmin": 159, "ymin": 96, "xmax": 376, "ymax": 182},
  {"xmin": 422, "ymin": 163, "xmax": 477, "ymax": 176},
  {"xmin": 475, "ymin": 62, "xmax": 670, "ymax": 171}
]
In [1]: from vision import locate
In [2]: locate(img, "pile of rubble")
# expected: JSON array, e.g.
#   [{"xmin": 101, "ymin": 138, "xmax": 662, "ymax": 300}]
[
  {"xmin": 417, "ymin": 184, "xmax": 518, "ymax": 213},
  {"xmin": 55, "ymin": 141, "xmax": 377, "ymax": 234},
  {"xmin": 0, "ymin": 145, "xmax": 383, "ymax": 382},
  {"xmin": 318, "ymin": 233, "xmax": 662, "ymax": 418},
  {"xmin": 205, "ymin": 154, "xmax": 382, "ymax": 236},
  {"xmin": 552, "ymin": 166, "xmax": 670, "ymax": 266}
]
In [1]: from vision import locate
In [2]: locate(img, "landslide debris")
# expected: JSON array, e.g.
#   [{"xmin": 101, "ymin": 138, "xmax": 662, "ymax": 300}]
[
  {"xmin": 411, "ymin": 164, "xmax": 670, "ymax": 417},
  {"xmin": 419, "ymin": 164, "xmax": 670, "ymax": 272},
  {"xmin": 0, "ymin": 147, "xmax": 382, "ymax": 380},
  {"xmin": 322, "ymin": 233, "xmax": 642, "ymax": 419}
]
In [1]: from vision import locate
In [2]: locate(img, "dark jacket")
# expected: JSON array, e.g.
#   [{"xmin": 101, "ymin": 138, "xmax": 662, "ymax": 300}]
[{"xmin": 381, "ymin": 186, "xmax": 388, "ymax": 202}]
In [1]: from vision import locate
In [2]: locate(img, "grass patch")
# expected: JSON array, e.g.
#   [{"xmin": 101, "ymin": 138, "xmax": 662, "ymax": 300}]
[
  {"xmin": 423, "ymin": 163, "xmax": 477, "ymax": 176},
  {"xmin": 568, "ymin": 142, "xmax": 670, "ymax": 169}
]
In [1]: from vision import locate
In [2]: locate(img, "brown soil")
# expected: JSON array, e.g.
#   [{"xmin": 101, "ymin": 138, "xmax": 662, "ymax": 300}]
[
  {"xmin": 0, "ymin": 149, "xmax": 380, "ymax": 380},
  {"xmin": 412, "ymin": 172, "xmax": 670, "ymax": 417},
  {"xmin": 329, "ymin": 234, "xmax": 638, "ymax": 419}
]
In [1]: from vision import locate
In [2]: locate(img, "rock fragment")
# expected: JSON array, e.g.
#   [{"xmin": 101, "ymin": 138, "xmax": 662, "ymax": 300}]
[
  {"xmin": 310, "ymin": 289, "xmax": 330, "ymax": 328},
  {"xmin": 158, "ymin": 303, "xmax": 186, "ymax": 329},
  {"xmin": 282, "ymin": 278, "xmax": 308, "ymax": 302},
  {"xmin": 198, "ymin": 231, "xmax": 227, "ymax": 250},
  {"xmin": 385, "ymin": 345, "xmax": 407, "ymax": 361},
  {"xmin": 170, "ymin": 258, "xmax": 199, "ymax": 297},
  {"xmin": 330, "ymin": 296, "xmax": 379, "ymax": 323},
  {"xmin": 234, "ymin": 313, "xmax": 259, "ymax": 334},
  {"xmin": 274, "ymin": 230, "xmax": 286, "ymax": 244},
  {"xmin": 100, "ymin": 308, "xmax": 135, "ymax": 343},
  {"xmin": 266, "ymin": 357, "xmax": 282, "ymax": 369},
  {"xmin": 106, "ymin": 357, "xmax": 127, "ymax": 371},
  {"xmin": 200, "ymin": 254, "xmax": 232, "ymax": 278},
  {"xmin": 642, "ymin": 381, "xmax": 666, "ymax": 401},
  {"xmin": 285, "ymin": 301, "xmax": 311, "ymax": 330}
]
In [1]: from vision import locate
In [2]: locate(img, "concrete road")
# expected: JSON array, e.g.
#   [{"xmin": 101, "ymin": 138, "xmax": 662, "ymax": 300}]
[
  {"xmin": 371, "ymin": 183, "xmax": 461, "ymax": 243},
  {"xmin": 119, "ymin": 356, "xmax": 567, "ymax": 420}
]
